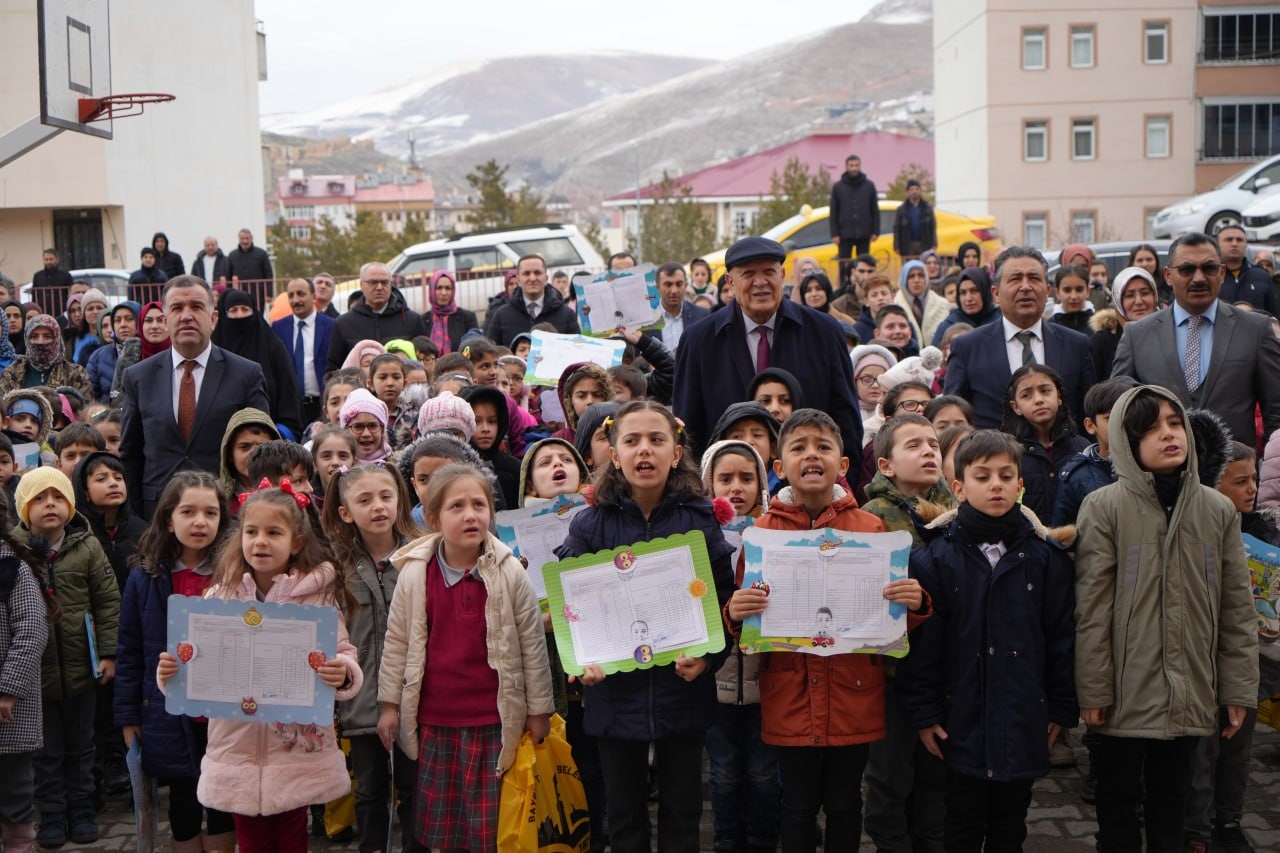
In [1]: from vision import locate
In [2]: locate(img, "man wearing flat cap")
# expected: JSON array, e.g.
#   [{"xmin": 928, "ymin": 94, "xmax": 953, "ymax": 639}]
[{"xmin": 673, "ymin": 236, "xmax": 863, "ymax": 456}]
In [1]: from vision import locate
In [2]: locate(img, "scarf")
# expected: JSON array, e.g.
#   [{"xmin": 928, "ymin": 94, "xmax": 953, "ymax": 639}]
[
  {"xmin": 957, "ymin": 501, "xmax": 1024, "ymax": 545},
  {"xmin": 137, "ymin": 302, "xmax": 170, "ymax": 359},
  {"xmin": 24, "ymin": 313, "xmax": 63, "ymax": 373},
  {"xmin": 428, "ymin": 271, "xmax": 458, "ymax": 355}
]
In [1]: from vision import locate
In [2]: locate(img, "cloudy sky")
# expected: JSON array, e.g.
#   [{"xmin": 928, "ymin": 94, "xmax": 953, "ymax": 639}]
[{"xmin": 257, "ymin": 0, "xmax": 877, "ymax": 114}]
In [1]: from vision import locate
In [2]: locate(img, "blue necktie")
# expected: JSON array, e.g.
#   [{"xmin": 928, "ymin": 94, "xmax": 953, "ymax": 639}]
[{"xmin": 293, "ymin": 320, "xmax": 306, "ymax": 394}]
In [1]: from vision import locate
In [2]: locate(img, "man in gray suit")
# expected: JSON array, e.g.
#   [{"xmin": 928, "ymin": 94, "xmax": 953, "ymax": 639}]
[{"xmin": 1112, "ymin": 231, "xmax": 1280, "ymax": 444}]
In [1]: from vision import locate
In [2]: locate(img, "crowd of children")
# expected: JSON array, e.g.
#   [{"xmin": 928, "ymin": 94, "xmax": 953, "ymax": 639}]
[{"xmin": 0, "ymin": 265, "xmax": 1272, "ymax": 853}]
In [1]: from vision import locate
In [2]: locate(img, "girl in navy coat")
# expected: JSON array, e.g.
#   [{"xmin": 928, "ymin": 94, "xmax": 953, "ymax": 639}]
[
  {"xmin": 1001, "ymin": 365, "xmax": 1090, "ymax": 524},
  {"xmin": 113, "ymin": 472, "xmax": 234, "ymax": 853},
  {"xmin": 554, "ymin": 401, "xmax": 736, "ymax": 853}
]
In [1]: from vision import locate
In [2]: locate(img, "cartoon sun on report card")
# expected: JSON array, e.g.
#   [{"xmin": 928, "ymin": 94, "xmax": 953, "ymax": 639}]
[
  {"xmin": 738, "ymin": 527, "xmax": 913, "ymax": 657},
  {"xmin": 542, "ymin": 531, "xmax": 724, "ymax": 675}
]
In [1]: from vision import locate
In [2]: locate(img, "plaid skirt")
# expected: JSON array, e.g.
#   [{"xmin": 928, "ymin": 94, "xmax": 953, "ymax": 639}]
[{"xmin": 414, "ymin": 723, "xmax": 503, "ymax": 850}]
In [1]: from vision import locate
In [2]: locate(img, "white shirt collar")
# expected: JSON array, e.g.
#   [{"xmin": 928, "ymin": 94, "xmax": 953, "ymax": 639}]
[
  {"xmin": 171, "ymin": 343, "xmax": 212, "ymax": 370},
  {"xmin": 743, "ymin": 311, "xmax": 778, "ymax": 337},
  {"xmin": 295, "ymin": 309, "xmax": 316, "ymax": 325},
  {"xmin": 1001, "ymin": 316, "xmax": 1043, "ymax": 342}
]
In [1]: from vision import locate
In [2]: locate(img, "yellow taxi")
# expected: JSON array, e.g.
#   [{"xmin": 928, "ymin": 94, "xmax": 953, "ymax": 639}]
[{"xmin": 702, "ymin": 201, "xmax": 1003, "ymax": 284}]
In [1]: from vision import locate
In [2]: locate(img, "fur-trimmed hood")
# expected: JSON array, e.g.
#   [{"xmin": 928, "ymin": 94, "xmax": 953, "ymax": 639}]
[
  {"xmin": 1088, "ymin": 307, "xmax": 1123, "ymax": 335},
  {"xmin": 699, "ymin": 439, "xmax": 770, "ymax": 518},
  {"xmin": 2, "ymin": 388, "xmax": 54, "ymax": 446},
  {"xmin": 1187, "ymin": 407, "xmax": 1233, "ymax": 487},
  {"xmin": 926, "ymin": 503, "xmax": 1076, "ymax": 548},
  {"xmin": 518, "ymin": 438, "xmax": 589, "ymax": 507}
]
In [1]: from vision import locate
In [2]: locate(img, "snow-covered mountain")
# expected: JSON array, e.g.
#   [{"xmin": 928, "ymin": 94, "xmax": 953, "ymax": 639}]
[{"xmin": 261, "ymin": 53, "xmax": 709, "ymax": 158}]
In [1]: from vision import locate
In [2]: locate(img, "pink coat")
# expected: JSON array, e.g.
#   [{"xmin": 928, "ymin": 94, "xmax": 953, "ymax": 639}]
[
  {"xmin": 196, "ymin": 563, "xmax": 362, "ymax": 816},
  {"xmin": 1260, "ymin": 429, "xmax": 1280, "ymax": 508}
]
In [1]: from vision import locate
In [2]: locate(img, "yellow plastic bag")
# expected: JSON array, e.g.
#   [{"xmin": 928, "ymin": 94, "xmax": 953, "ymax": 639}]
[
  {"xmin": 498, "ymin": 714, "xmax": 590, "ymax": 852},
  {"xmin": 323, "ymin": 736, "xmax": 357, "ymax": 840}
]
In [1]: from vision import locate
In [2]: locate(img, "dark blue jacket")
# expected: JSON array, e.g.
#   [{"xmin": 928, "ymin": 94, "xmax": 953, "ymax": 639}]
[
  {"xmin": 674, "ymin": 300, "xmax": 863, "ymax": 457},
  {"xmin": 113, "ymin": 564, "xmax": 202, "ymax": 779},
  {"xmin": 899, "ymin": 509, "xmax": 1077, "ymax": 782},
  {"xmin": 554, "ymin": 491, "xmax": 735, "ymax": 741},
  {"xmin": 1017, "ymin": 432, "xmax": 1091, "ymax": 525},
  {"xmin": 1050, "ymin": 444, "xmax": 1115, "ymax": 526}
]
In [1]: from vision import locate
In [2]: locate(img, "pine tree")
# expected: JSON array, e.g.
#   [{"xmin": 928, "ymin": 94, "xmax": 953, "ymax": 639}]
[
  {"xmin": 626, "ymin": 173, "xmax": 716, "ymax": 265},
  {"xmin": 884, "ymin": 164, "xmax": 936, "ymax": 202},
  {"xmin": 756, "ymin": 157, "xmax": 832, "ymax": 232},
  {"xmin": 464, "ymin": 159, "xmax": 547, "ymax": 231}
]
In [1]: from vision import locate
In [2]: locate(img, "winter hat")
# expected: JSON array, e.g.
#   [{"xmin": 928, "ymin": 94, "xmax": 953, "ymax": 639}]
[
  {"xmin": 851, "ymin": 344, "xmax": 897, "ymax": 378},
  {"xmin": 573, "ymin": 401, "xmax": 618, "ymax": 464},
  {"xmin": 339, "ymin": 388, "xmax": 388, "ymax": 430},
  {"xmin": 3, "ymin": 389, "xmax": 54, "ymax": 446},
  {"xmin": 416, "ymin": 391, "xmax": 475, "ymax": 441},
  {"xmin": 80, "ymin": 288, "xmax": 109, "ymax": 311},
  {"xmin": 384, "ymin": 339, "xmax": 415, "ymax": 359},
  {"xmin": 140, "ymin": 247, "xmax": 157, "ymax": 259},
  {"xmin": 7, "ymin": 398, "xmax": 43, "ymax": 422},
  {"xmin": 699, "ymin": 439, "xmax": 770, "ymax": 517},
  {"xmin": 14, "ymin": 466, "xmax": 75, "ymax": 526},
  {"xmin": 1110, "ymin": 267, "xmax": 1157, "ymax": 320},
  {"xmin": 340, "ymin": 339, "xmax": 387, "ymax": 371},
  {"xmin": 877, "ymin": 346, "xmax": 944, "ymax": 391}
]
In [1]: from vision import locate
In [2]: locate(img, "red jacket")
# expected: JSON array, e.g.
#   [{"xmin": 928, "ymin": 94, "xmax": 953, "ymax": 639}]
[{"xmin": 751, "ymin": 486, "xmax": 930, "ymax": 748}]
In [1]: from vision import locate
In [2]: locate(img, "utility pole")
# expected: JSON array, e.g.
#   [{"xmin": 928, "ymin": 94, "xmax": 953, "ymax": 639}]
[{"xmin": 634, "ymin": 142, "xmax": 643, "ymax": 264}]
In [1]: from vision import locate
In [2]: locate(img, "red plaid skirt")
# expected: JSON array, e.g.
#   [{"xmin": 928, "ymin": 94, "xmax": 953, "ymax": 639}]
[{"xmin": 414, "ymin": 723, "xmax": 503, "ymax": 849}]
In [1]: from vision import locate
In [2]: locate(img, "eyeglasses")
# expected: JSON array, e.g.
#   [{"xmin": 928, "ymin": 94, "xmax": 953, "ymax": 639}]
[
  {"xmin": 895, "ymin": 399, "xmax": 927, "ymax": 413},
  {"xmin": 1170, "ymin": 262, "xmax": 1221, "ymax": 278},
  {"xmin": 347, "ymin": 421, "xmax": 383, "ymax": 434},
  {"xmin": 856, "ymin": 375, "xmax": 881, "ymax": 387}
]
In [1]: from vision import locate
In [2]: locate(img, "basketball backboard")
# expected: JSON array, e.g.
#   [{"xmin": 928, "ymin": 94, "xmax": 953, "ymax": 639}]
[{"xmin": 38, "ymin": 0, "xmax": 112, "ymax": 139}]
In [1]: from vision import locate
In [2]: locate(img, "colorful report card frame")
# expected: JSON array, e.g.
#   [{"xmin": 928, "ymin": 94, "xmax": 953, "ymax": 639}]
[
  {"xmin": 574, "ymin": 264, "xmax": 662, "ymax": 336},
  {"xmin": 739, "ymin": 527, "xmax": 913, "ymax": 657},
  {"xmin": 1244, "ymin": 534, "xmax": 1280, "ymax": 655},
  {"xmin": 524, "ymin": 331, "xmax": 626, "ymax": 387},
  {"xmin": 166, "ymin": 597, "xmax": 339, "ymax": 725},
  {"xmin": 542, "ymin": 531, "xmax": 724, "ymax": 675},
  {"xmin": 495, "ymin": 493, "xmax": 589, "ymax": 601}
]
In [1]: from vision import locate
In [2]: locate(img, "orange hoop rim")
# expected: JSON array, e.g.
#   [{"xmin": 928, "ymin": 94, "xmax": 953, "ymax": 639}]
[{"xmin": 78, "ymin": 93, "xmax": 175, "ymax": 124}]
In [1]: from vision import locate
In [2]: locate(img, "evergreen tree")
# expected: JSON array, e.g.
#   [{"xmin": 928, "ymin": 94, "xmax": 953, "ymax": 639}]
[
  {"xmin": 756, "ymin": 157, "xmax": 832, "ymax": 232},
  {"xmin": 884, "ymin": 164, "xmax": 936, "ymax": 202},
  {"xmin": 464, "ymin": 159, "xmax": 547, "ymax": 230},
  {"xmin": 626, "ymin": 173, "xmax": 716, "ymax": 265}
]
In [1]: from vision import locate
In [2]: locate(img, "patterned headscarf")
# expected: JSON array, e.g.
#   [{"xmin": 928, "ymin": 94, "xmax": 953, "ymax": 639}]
[
  {"xmin": 24, "ymin": 313, "xmax": 63, "ymax": 373},
  {"xmin": 429, "ymin": 271, "xmax": 458, "ymax": 355}
]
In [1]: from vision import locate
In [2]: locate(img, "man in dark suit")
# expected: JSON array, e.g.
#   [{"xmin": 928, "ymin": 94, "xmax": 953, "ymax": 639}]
[
  {"xmin": 272, "ymin": 277, "xmax": 334, "ymax": 427},
  {"xmin": 483, "ymin": 254, "xmax": 579, "ymax": 347},
  {"xmin": 944, "ymin": 246, "xmax": 1096, "ymax": 429},
  {"xmin": 673, "ymin": 237, "xmax": 862, "ymax": 457},
  {"xmin": 120, "ymin": 275, "xmax": 270, "ymax": 517},
  {"xmin": 655, "ymin": 262, "xmax": 708, "ymax": 353},
  {"xmin": 1113, "ymin": 231, "xmax": 1280, "ymax": 444}
]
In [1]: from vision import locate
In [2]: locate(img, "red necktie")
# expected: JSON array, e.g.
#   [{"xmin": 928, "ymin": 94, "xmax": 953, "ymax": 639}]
[
  {"xmin": 755, "ymin": 327, "xmax": 770, "ymax": 372},
  {"xmin": 178, "ymin": 359, "xmax": 197, "ymax": 442}
]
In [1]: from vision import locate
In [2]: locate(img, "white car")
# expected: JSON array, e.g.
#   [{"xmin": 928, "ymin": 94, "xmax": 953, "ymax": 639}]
[
  {"xmin": 1152, "ymin": 155, "xmax": 1280, "ymax": 238},
  {"xmin": 1244, "ymin": 191, "xmax": 1280, "ymax": 244},
  {"xmin": 332, "ymin": 223, "xmax": 605, "ymax": 319},
  {"xmin": 19, "ymin": 268, "xmax": 132, "ymax": 312}
]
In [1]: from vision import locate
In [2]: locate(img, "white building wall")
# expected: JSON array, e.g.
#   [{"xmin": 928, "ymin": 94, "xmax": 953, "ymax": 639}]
[
  {"xmin": 934, "ymin": 0, "xmax": 991, "ymax": 217},
  {"xmin": 0, "ymin": 0, "xmax": 265, "ymax": 281}
]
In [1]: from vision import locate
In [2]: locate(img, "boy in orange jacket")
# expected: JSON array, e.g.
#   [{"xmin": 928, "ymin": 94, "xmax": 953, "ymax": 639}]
[{"xmin": 728, "ymin": 409, "xmax": 929, "ymax": 852}]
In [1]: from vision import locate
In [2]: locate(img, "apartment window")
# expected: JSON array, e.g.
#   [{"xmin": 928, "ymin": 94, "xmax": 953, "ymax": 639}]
[
  {"xmin": 1024, "ymin": 121, "xmax": 1049, "ymax": 161},
  {"xmin": 1072, "ymin": 119, "xmax": 1096, "ymax": 160},
  {"xmin": 1203, "ymin": 100, "xmax": 1280, "ymax": 159},
  {"xmin": 1072, "ymin": 211, "xmax": 1096, "ymax": 243},
  {"xmin": 1146, "ymin": 116, "xmax": 1171, "ymax": 158},
  {"xmin": 1023, "ymin": 28, "xmax": 1047, "ymax": 69},
  {"xmin": 285, "ymin": 205, "xmax": 314, "ymax": 219},
  {"xmin": 733, "ymin": 208, "xmax": 758, "ymax": 237},
  {"xmin": 290, "ymin": 225, "xmax": 311, "ymax": 241},
  {"xmin": 1203, "ymin": 10, "xmax": 1280, "ymax": 62},
  {"xmin": 1071, "ymin": 25, "xmax": 1095, "ymax": 67},
  {"xmin": 1145, "ymin": 21, "xmax": 1169, "ymax": 63},
  {"xmin": 1024, "ymin": 213, "xmax": 1048, "ymax": 250}
]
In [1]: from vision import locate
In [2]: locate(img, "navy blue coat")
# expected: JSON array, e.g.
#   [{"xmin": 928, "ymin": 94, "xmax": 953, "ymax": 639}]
[
  {"xmin": 1050, "ymin": 445, "xmax": 1116, "ymax": 526},
  {"xmin": 673, "ymin": 300, "xmax": 863, "ymax": 457},
  {"xmin": 554, "ymin": 491, "xmax": 736, "ymax": 741},
  {"xmin": 113, "ymin": 564, "xmax": 201, "ymax": 780},
  {"xmin": 944, "ymin": 320, "xmax": 1096, "ymax": 429},
  {"xmin": 899, "ymin": 509, "xmax": 1077, "ymax": 782},
  {"xmin": 1017, "ymin": 433, "xmax": 1090, "ymax": 525}
]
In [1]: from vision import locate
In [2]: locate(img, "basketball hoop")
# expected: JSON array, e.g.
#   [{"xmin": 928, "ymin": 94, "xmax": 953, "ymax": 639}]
[{"xmin": 78, "ymin": 92, "xmax": 175, "ymax": 124}]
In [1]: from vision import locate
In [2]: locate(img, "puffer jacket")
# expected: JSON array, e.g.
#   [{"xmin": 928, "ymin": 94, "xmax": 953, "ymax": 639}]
[
  {"xmin": 899, "ymin": 505, "xmax": 1077, "ymax": 781},
  {"xmin": 752, "ymin": 485, "xmax": 929, "ymax": 747},
  {"xmin": 196, "ymin": 564, "xmax": 362, "ymax": 816},
  {"xmin": 860, "ymin": 472, "xmax": 956, "ymax": 549},
  {"xmin": 338, "ymin": 548, "xmax": 406, "ymax": 737},
  {"xmin": 378, "ymin": 533, "xmax": 554, "ymax": 773},
  {"xmin": 25, "ymin": 514, "xmax": 120, "ymax": 702},
  {"xmin": 1088, "ymin": 308, "xmax": 1124, "ymax": 381},
  {"xmin": 326, "ymin": 288, "xmax": 426, "ymax": 374},
  {"xmin": 555, "ymin": 490, "xmax": 736, "ymax": 740},
  {"xmin": 0, "ymin": 357, "xmax": 92, "ymax": 402},
  {"xmin": 1075, "ymin": 385, "xmax": 1259, "ymax": 738},
  {"xmin": 86, "ymin": 342, "xmax": 121, "ymax": 402},
  {"xmin": 113, "ymin": 562, "xmax": 208, "ymax": 779},
  {"xmin": 1259, "ymin": 427, "xmax": 1280, "ymax": 509},
  {"xmin": 0, "ymin": 549, "xmax": 49, "ymax": 753},
  {"xmin": 1051, "ymin": 444, "xmax": 1115, "ymax": 526}
]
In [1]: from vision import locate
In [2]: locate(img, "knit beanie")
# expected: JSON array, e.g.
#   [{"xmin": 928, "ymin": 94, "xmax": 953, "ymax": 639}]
[
  {"xmin": 80, "ymin": 288, "xmax": 109, "ymax": 311},
  {"xmin": 338, "ymin": 388, "xmax": 388, "ymax": 431},
  {"xmin": 15, "ymin": 467, "xmax": 75, "ymax": 526},
  {"xmin": 850, "ymin": 344, "xmax": 897, "ymax": 378},
  {"xmin": 416, "ymin": 391, "xmax": 476, "ymax": 441}
]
